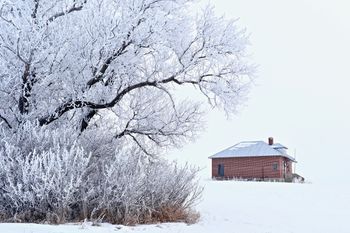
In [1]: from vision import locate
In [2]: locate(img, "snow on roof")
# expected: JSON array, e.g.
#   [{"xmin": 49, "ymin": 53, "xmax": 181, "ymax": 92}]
[
  {"xmin": 271, "ymin": 143, "xmax": 288, "ymax": 149},
  {"xmin": 209, "ymin": 141, "xmax": 296, "ymax": 162}
]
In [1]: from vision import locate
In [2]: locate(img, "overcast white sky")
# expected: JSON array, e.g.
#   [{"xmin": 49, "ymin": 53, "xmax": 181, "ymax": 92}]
[{"xmin": 169, "ymin": 0, "xmax": 350, "ymax": 184}]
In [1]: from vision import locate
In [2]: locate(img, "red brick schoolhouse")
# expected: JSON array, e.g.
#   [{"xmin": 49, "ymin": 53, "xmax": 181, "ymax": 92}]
[{"xmin": 209, "ymin": 137, "xmax": 297, "ymax": 182}]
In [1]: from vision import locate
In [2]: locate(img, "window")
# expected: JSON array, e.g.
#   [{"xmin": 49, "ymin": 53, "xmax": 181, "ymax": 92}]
[
  {"xmin": 218, "ymin": 164, "xmax": 224, "ymax": 177},
  {"xmin": 272, "ymin": 162, "xmax": 278, "ymax": 171}
]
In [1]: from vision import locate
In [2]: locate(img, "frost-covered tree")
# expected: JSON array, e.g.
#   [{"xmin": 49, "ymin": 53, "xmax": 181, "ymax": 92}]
[
  {"xmin": 0, "ymin": 0, "xmax": 253, "ymax": 154},
  {"xmin": 0, "ymin": 0, "xmax": 254, "ymax": 224}
]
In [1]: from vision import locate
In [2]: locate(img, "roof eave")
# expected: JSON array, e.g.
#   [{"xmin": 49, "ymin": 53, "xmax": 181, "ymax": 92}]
[
  {"xmin": 209, "ymin": 154, "xmax": 285, "ymax": 159},
  {"xmin": 209, "ymin": 154, "xmax": 297, "ymax": 162}
]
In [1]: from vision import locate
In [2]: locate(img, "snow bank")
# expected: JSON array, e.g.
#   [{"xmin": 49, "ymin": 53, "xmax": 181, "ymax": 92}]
[{"xmin": 1, "ymin": 180, "xmax": 349, "ymax": 233}]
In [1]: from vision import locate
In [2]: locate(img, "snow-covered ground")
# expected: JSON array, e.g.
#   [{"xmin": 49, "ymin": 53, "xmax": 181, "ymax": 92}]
[{"xmin": 1, "ymin": 179, "xmax": 349, "ymax": 233}]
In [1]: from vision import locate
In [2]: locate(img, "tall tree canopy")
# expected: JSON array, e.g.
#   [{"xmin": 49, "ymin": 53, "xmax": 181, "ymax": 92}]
[{"xmin": 0, "ymin": 0, "xmax": 253, "ymax": 155}]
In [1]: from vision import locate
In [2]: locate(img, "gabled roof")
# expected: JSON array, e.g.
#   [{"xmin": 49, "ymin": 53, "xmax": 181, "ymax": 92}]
[{"xmin": 209, "ymin": 141, "xmax": 296, "ymax": 162}]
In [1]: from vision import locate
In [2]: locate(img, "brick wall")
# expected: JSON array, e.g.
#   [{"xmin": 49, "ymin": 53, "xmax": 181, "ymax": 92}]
[{"xmin": 212, "ymin": 156, "xmax": 291, "ymax": 179}]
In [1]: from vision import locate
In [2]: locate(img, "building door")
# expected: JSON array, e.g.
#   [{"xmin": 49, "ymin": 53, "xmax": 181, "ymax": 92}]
[
  {"xmin": 218, "ymin": 164, "xmax": 224, "ymax": 177},
  {"xmin": 283, "ymin": 161, "xmax": 287, "ymax": 179}
]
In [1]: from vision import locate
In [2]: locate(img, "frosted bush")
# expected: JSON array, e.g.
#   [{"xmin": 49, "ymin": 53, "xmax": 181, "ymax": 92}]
[
  {"xmin": 0, "ymin": 124, "xmax": 202, "ymax": 224},
  {"xmin": 0, "ymin": 144, "xmax": 91, "ymax": 223}
]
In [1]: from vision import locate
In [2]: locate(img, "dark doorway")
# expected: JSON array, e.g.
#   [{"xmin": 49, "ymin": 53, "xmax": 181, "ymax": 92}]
[{"xmin": 218, "ymin": 164, "xmax": 224, "ymax": 177}]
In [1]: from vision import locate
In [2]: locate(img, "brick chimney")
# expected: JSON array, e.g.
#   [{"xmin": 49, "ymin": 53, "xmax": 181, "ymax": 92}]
[{"xmin": 268, "ymin": 137, "xmax": 274, "ymax": 145}]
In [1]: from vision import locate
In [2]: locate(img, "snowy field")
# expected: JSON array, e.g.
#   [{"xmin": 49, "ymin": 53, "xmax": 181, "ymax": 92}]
[{"xmin": 1, "ymin": 180, "xmax": 349, "ymax": 233}]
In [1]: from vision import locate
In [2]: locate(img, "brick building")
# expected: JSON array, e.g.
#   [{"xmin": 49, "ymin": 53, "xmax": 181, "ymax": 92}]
[{"xmin": 209, "ymin": 137, "xmax": 297, "ymax": 181}]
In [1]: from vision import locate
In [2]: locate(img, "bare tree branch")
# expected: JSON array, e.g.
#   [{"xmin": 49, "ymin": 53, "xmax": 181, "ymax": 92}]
[
  {"xmin": 31, "ymin": 0, "xmax": 40, "ymax": 19},
  {"xmin": 79, "ymin": 9, "xmax": 150, "ymax": 132},
  {"xmin": 38, "ymin": 74, "xmax": 205, "ymax": 126},
  {"xmin": 18, "ymin": 63, "xmax": 33, "ymax": 114},
  {"xmin": 47, "ymin": 0, "xmax": 87, "ymax": 23},
  {"xmin": 80, "ymin": 109, "xmax": 97, "ymax": 132},
  {"xmin": 128, "ymin": 133, "xmax": 154, "ymax": 157},
  {"xmin": 0, "ymin": 113, "xmax": 12, "ymax": 129}
]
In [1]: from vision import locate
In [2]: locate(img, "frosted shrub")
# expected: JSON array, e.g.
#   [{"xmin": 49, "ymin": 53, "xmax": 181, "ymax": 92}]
[
  {"xmin": 0, "ymin": 125, "xmax": 202, "ymax": 224},
  {"xmin": 94, "ymin": 155, "xmax": 202, "ymax": 224},
  {"xmin": 0, "ymin": 145, "xmax": 91, "ymax": 223},
  {"xmin": 0, "ymin": 125, "xmax": 91, "ymax": 223}
]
